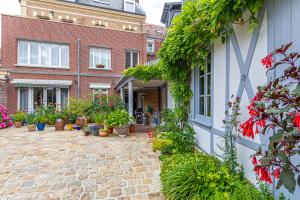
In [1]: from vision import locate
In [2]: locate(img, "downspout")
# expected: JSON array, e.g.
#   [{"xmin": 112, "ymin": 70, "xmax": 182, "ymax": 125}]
[{"xmin": 77, "ymin": 39, "xmax": 80, "ymax": 98}]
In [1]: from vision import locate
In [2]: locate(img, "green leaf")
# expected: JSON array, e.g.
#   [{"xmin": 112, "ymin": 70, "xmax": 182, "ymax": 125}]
[
  {"xmin": 280, "ymin": 168, "xmax": 296, "ymax": 193},
  {"xmin": 265, "ymin": 108, "xmax": 279, "ymax": 114},
  {"xmin": 292, "ymin": 84, "xmax": 300, "ymax": 96},
  {"xmin": 269, "ymin": 132, "xmax": 283, "ymax": 145},
  {"xmin": 297, "ymin": 174, "xmax": 300, "ymax": 187}
]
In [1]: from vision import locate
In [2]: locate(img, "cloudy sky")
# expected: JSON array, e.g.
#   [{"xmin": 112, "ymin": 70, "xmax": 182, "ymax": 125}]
[{"xmin": 0, "ymin": 0, "xmax": 180, "ymax": 25}]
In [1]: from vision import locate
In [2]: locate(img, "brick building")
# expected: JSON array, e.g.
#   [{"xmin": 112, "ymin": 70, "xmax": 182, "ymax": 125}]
[
  {"xmin": 144, "ymin": 24, "xmax": 165, "ymax": 61},
  {"xmin": 1, "ymin": 0, "xmax": 147, "ymax": 113}
]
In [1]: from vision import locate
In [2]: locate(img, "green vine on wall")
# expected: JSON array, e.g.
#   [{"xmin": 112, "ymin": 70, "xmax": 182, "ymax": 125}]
[{"xmin": 125, "ymin": 0, "xmax": 264, "ymax": 124}]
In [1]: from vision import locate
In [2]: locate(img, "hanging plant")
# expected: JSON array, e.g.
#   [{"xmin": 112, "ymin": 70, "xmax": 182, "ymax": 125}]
[{"xmin": 240, "ymin": 43, "xmax": 300, "ymax": 193}]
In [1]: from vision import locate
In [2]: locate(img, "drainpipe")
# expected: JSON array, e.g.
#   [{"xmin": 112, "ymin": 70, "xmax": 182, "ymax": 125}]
[{"xmin": 77, "ymin": 39, "xmax": 80, "ymax": 98}]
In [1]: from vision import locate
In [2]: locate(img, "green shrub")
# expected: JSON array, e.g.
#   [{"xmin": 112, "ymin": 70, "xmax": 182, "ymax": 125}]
[
  {"xmin": 93, "ymin": 113, "xmax": 106, "ymax": 125},
  {"xmin": 26, "ymin": 113, "xmax": 36, "ymax": 125},
  {"xmin": 106, "ymin": 110, "xmax": 133, "ymax": 127},
  {"xmin": 13, "ymin": 111, "xmax": 27, "ymax": 122},
  {"xmin": 152, "ymin": 136, "xmax": 173, "ymax": 154},
  {"xmin": 161, "ymin": 153, "xmax": 273, "ymax": 200}
]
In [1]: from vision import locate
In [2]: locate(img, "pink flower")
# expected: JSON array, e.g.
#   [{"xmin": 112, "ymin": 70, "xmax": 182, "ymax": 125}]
[
  {"xmin": 8, "ymin": 120, "xmax": 13, "ymax": 126},
  {"xmin": 261, "ymin": 54, "xmax": 273, "ymax": 69},
  {"xmin": 1, "ymin": 122, "xmax": 6, "ymax": 128}
]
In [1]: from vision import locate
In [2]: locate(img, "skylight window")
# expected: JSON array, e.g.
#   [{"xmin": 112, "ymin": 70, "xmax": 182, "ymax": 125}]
[{"xmin": 124, "ymin": 0, "xmax": 135, "ymax": 13}]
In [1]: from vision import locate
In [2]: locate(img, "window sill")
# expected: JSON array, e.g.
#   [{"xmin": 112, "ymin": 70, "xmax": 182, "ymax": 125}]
[
  {"xmin": 15, "ymin": 64, "xmax": 70, "ymax": 69},
  {"xmin": 190, "ymin": 116, "xmax": 212, "ymax": 128},
  {"xmin": 88, "ymin": 68, "xmax": 112, "ymax": 71}
]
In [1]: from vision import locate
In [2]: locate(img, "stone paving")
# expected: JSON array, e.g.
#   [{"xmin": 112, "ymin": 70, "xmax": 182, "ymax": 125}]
[{"xmin": 0, "ymin": 127, "xmax": 163, "ymax": 200}]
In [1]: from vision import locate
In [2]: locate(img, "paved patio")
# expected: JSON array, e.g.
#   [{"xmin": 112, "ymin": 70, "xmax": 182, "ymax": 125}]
[{"xmin": 0, "ymin": 127, "xmax": 162, "ymax": 200}]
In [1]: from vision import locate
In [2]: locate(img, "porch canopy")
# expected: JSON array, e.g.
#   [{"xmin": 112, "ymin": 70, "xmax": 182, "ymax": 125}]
[
  {"xmin": 114, "ymin": 75, "xmax": 166, "ymax": 116},
  {"xmin": 11, "ymin": 79, "xmax": 73, "ymax": 88}
]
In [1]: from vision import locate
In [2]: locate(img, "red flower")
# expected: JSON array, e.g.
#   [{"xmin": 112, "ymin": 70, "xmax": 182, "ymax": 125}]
[
  {"xmin": 109, "ymin": 102, "xmax": 114, "ymax": 108},
  {"xmin": 100, "ymin": 102, "xmax": 104, "ymax": 106},
  {"xmin": 293, "ymin": 112, "xmax": 300, "ymax": 131},
  {"xmin": 272, "ymin": 168, "xmax": 281, "ymax": 179},
  {"xmin": 240, "ymin": 118, "xmax": 255, "ymax": 139},
  {"xmin": 254, "ymin": 166, "xmax": 272, "ymax": 184},
  {"xmin": 261, "ymin": 53, "xmax": 273, "ymax": 69},
  {"xmin": 252, "ymin": 156, "xmax": 258, "ymax": 166},
  {"xmin": 147, "ymin": 131, "xmax": 154, "ymax": 139}
]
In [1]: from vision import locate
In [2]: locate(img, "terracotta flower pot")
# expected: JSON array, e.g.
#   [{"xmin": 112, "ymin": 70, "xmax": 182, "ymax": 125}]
[
  {"xmin": 76, "ymin": 117, "xmax": 87, "ymax": 127},
  {"xmin": 108, "ymin": 127, "xmax": 113, "ymax": 134},
  {"xmin": 14, "ymin": 121, "xmax": 22, "ymax": 128},
  {"xmin": 114, "ymin": 125, "xmax": 129, "ymax": 136},
  {"xmin": 27, "ymin": 124, "xmax": 36, "ymax": 132},
  {"xmin": 99, "ymin": 130, "xmax": 108, "ymax": 137},
  {"xmin": 84, "ymin": 132, "xmax": 89, "ymax": 136},
  {"xmin": 55, "ymin": 118, "xmax": 65, "ymax": 131},
  {"xmin": 129, "ymin": 124, "xmax": 136, "ymax": 134}
]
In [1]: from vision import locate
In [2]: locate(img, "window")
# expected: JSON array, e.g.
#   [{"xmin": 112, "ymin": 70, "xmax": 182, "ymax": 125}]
[
  {"xmin": 19, "ymin": 88, "xmax": 28, "ymax": 111},
  {"xmin": 124, "ymin": 0, "xmax": 135, "ymax": 12},
  {"xmin": 18, "ymin": 40, "xmax": 69, "ymax": 68},
  {"xmin": 61, "ymin": 88, "xmax": 69, "ymax": 109},
  {"xmin": 147, "ymin": 40, "xmax": 155, "ymax": 53},
  {"xmin": 125, "ymin": 51, "xmax": 139, "ymax": 69},
  {"xmin": 89, "ymin": 47, "xmax": 111, "ymax": 69},
  {"xmin": 92, "ymin": 88, "xmax": 108, "ymax": 100},
  {"xmin": 194, "ymin": 53, "xmax": 212, "ymax": 125}
]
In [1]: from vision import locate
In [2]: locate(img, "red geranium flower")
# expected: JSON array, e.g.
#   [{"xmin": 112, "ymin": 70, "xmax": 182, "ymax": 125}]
[
  {"xmin": 293, "ymin": 112, "xmax": 300, "ymax": 131},
  {"xmin": 252, "ymin": 156, "xmax": 258, "ymax": 166},
  {"xmin": 254, "ymin": 166, "xmax": 272, "ymax": 184},
  {"xmin": 109, "ymin": 102, "xmax": 114, "ymax": 107},
  {"xmin": 147, "ymin": 131, "xmax": 154, "ymax": 139},
  {"xmin": 261, "ymin": 53, "xmax": 273, "ymax": 69},
  {"xmin": 240, "ymin": 118, "xmax": 255, "ymax": 139},
  {"xmin": 272, "ymin": 167, "xmax": 281, "ymax": 179}
]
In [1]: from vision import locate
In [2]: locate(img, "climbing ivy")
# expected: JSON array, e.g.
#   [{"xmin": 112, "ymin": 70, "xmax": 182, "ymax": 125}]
[{"xmin": 125, "ymin": 0, "xmax": 264, "ymax": 124}]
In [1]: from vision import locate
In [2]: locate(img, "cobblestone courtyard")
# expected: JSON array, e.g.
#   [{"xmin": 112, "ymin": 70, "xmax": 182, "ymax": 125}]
[{"xmin": 0, "ymin": 127, "xmax": 162, "ymax": 200}]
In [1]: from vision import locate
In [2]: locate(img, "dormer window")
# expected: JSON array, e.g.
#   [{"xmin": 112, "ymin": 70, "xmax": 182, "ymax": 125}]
[{"xmin": 124, "ymin": 0, "xmax": 135, "ymax": 13}]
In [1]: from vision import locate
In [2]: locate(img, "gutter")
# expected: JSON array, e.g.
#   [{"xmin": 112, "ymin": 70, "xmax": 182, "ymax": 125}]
[{"xmin": 77, "ymin": 38, "xmax": 81, "ymax": 98}]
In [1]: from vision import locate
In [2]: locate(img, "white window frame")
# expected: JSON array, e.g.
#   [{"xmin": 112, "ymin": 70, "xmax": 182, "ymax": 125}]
[
  {"xmin": 124, "ymin": 0, "xmax": 135, "ymax": 13},
  {"xmin": 17, "ymin": 40, "xmax": 69, "ymax": 69},
  {"xmin": 125, "ymin": 50, "xmax": 139, "ymax": 69},
  {"xmin": 147, "ymin": 39, "xmax": 155, "ymax": 53},
  {"xmin": 89, "ymin": 47, "xmax": 112, "ymax": 70}
]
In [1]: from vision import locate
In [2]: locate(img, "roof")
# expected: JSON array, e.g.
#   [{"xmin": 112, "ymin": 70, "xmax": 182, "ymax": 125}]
[
  {"xmin": 60, "ymin": 0, "xmax": 145, "ymax": 15},
  {"xmin": 160, "ymin": 2, "xmax": 182, "ymax": 25},
  {"xmin": 145, "ymin": 24, "xmax": 166, "ymax": 39}
]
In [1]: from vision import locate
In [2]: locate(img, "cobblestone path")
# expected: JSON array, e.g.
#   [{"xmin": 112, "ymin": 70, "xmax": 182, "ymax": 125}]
[{"xmin": 0, "ymin": 127, "xmax": 162, "ymax": 200}]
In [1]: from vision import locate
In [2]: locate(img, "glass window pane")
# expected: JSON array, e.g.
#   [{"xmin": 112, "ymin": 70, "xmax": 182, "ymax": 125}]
[
  {"xmin": 207, "ymin": 74, "xmax": 211, "ymax": 95},
  {"xmin": 47, "ymin": 88, "xmax": 56, "ymax": 106},
  {"xmin": 200, "ymin": 77, "xmax": 205, "ymax": 95},
  {"xmin": 107, "ymin": 50, "xmax": 111, "ymax": 69},
  {"xmin": 125, "ymin": 52, "xmax": 131, "ymax": 68},
  {"xmin": 94, "ymin": 49, "xmax": 100, "ymax": 67},
  {"xmin": 20, "ymin": 88, "xmax": 28, "ymax": 111},
  {"xmin": 101, "ymin": 49, "xmax": 107, "ymax": 67},
  {"xmin": 51, "ymin": 45, "xmax": 59, "ymax": 66},
  {"xmin": 19, "ymin": 41, "xmax": 28, "ymax": 64},
  {"xmin": 199, "ymin": 96, "xmax": 205, "ymax": 115},
  {"xmin": 61, "ymin": 88, "xmax": 68, "ymax": 109},
  {"xmin": 207, "ymin": 96, "xmax": 211, "ymax": 117},
  {"xmin": 41, "ymin": 44, "xmax": 50, "ymax": 65},
  {"xmin": 199, "ymin": 66, "xmax": 205, "ymax": 76},
  {"xmin": 207, "ymin": 53, "xmax": 212, "ymax": 73},
  {"xmin": 90, "ymin": 48, "xmax": 94, "ymax": 68},
  {"xmin": 132, "ymin": 52, "xmax": 138, "ymax": 66},
  {"xmin": 61, "ymin": 46, "xmax": 69, "ymax": 67},
  {"xmin": 30, "ymin": 42, "xmax": 39, "ymax": 65},
  {"xmin": 125, "ymin": 2, "xmax": 135, "ymax": 12}
]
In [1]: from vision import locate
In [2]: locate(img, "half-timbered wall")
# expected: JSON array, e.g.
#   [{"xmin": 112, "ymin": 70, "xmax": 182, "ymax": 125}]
[{"xmin": 190, "ymin": 0, "xmax": 300, "ymax": 198}]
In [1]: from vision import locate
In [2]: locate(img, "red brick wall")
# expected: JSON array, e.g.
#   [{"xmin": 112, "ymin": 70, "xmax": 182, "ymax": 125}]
[{"xmin": 1, "ymin": 15, "xmax": 147, "ymax": 112}]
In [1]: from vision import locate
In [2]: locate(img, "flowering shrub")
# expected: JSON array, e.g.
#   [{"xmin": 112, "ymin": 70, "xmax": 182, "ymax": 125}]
[
  {"xmin": 240, "ymin": 43, "xmax": 300, "ymax": 193},
  {"xmin": 92, "ymin": 95, "xmax": 124, "ymax": 114},
  {"xmin": 0, "ymin": 104, "xmax": 13, "ymax": 129}
]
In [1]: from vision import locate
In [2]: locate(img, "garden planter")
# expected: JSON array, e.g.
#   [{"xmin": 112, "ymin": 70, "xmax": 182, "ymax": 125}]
[
  {"xmin": 27, "ymin": 125, "xmax": 36, "ymax": 132},
  {"xmin": 66, "ymin": 124, "xmax": 73, "ymax": 131},
  {"xmin": 108, "ymin": 127, "xmax": 113, "ymax": 134},
  {"xmin": 99, "ymin": 130, "xmax": 108, "ymax": 137},
  {"xmin": 129, "ymin": 124, "xmax": 136, "ymax": 134},
  {"xmin": 76, "ymin": 117, "xmax": 87, "ymax": 128},
  {"xmin": 36, "ymin": 123, "xmax": 46, "ymax": 131},
  {"xmin": 91, "ymin": 125, "xmax": 100, "ymax": 136},
  {"xmin": 55, "ymin": 119, "xmax": 65, "ymax": 131},
  {"xmin": 14, "ymin": 122, "xmax": 22, "ymax": 128},
  {"xmin": 73, "ymin": 125, "xmax": 81, "ymax": 131},
  {"xmin": 114, "ymin": 125, "xmax": 129, "ymax": 136},
  {"xmin": 84, "ymin": 131, "xmax": 89, "ymax": 136}
]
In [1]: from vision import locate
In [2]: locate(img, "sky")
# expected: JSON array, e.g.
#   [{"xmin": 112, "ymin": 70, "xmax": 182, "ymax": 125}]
[{"xmin": 0, "ymin": 0, "xmax": 180, "ymax": 25}]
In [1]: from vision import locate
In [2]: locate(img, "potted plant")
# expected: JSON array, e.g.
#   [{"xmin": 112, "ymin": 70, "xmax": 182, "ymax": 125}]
[
  {"xmin": 35, "ymin": 114, "xmax": 47, "ymax": 131},
  {"xmin": 99, "ymin": 128, "xmax": 108, "ymax": 137},
  {"xmin": 106, "ymin": 110, "xmax": 132, "ymax": 136},
  {"xmin": 96, "ymin": 64, "xmax": 105, "ymax": 69},
  {"xmin": 91, "ymin": 125, "xmax": 100, "ymax": 136},
  {"xmin": 13, "ymin": 111, "xmax": 27, "ymax": 128},
  {"xmin": 26, "ymin": 113, "xmax": 36, "ymax": 132},
  {"xmin": 83, "ymin": 126, "xmax": 91, "ymax": 136},
  {"xmin": 55, "ymin": 112, "xmax": 65, "ymax": 131},
  {"xmin": 129, "ymin": 117, "xmax": 136, "ymax": 134},
  {"xmin": 93, "ymin": 113, "xmax": 105, "ymax": 128}
]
